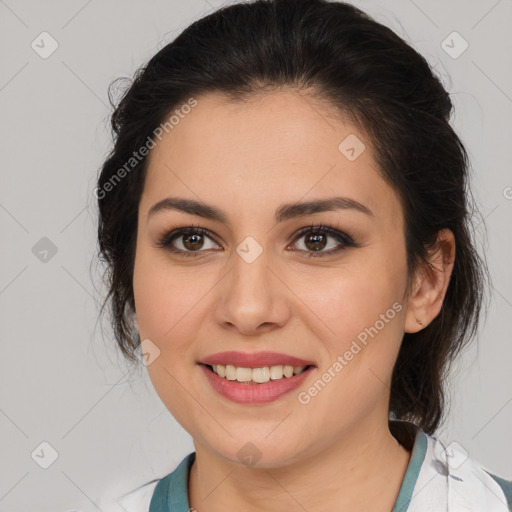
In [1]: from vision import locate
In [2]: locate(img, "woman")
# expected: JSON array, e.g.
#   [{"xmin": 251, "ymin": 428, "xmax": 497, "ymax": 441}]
[{"xmin": 95, "ymin": 0, "xmax": 512, "ymax": 510}]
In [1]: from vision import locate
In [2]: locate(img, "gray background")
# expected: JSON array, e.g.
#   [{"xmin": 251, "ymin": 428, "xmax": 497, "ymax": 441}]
[{"xmin": 0, "ymin": 0, "xmax": 511, "ymax": 510}]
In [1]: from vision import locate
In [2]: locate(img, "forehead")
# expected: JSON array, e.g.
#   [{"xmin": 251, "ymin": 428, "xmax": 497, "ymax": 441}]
[
  {"xmin": 148, "ymin": 89, "xmax": 364, "ymax": 170},
  {"xmin": 142, "ymin": 89, "xmax": 402, "ymax": 227}
]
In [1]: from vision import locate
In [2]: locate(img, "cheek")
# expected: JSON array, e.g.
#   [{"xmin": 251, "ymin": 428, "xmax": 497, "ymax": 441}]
[
  {"xmin": 300, "ymin": 260, "xmax": 405, "ymax": 341},
  {"xmin": 295, "ymin": 266, "xmax": 406, "ymax": 425},
  {"xmin": 295, "ymin": 249, "xmax": 407, "ymax": 398},
  {"xmin": 133, "ymin": 248, "xmax": 205, "ymax": 426},
  {"xmin": 133, "ymin": 244, "xmax": 205, "ymax": 342}
]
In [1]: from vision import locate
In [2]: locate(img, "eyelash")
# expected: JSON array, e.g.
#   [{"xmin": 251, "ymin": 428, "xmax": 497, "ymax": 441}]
[{"xmin": 155, "ymin": 222, "xmax": 359, "ymax": 259}]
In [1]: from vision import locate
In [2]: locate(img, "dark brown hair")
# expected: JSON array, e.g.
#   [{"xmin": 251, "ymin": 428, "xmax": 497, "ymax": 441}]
[{"xmin": 95, "ymin": 0, "xmax": 490, "ymax": 435}]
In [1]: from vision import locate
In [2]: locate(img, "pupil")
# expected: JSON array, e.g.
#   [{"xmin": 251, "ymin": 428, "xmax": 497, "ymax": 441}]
[
  {"xmin": 185, "ymin": 234, "xmax": 203, "ymax": 250},
  {"xmin": 306, "ymin": 233, "xmax": 326, "ymax": 251}
]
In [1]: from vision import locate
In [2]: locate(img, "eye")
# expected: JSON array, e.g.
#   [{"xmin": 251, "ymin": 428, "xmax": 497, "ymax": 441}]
[
  {"xmin": 155, "ymin": 222, "xmax": 359, "ymax": 258},
  {"xmin": 289, "ymin": 222, "xmax": 358, "ymax": 258},
  {"xmin": 155, "ymin": 223, "xmax": 220, "ymax": 257}
]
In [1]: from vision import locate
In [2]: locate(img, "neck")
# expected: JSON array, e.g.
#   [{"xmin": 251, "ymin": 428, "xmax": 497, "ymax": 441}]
[{"xmin": 188, "ymin": 419, "xmax": 413, "ymax": 512}]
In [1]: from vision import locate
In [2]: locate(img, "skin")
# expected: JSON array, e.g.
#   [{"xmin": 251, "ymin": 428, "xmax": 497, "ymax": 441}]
[{"xmin": 132, "ymin": 88, "xmax": 455, "ymax": 512}]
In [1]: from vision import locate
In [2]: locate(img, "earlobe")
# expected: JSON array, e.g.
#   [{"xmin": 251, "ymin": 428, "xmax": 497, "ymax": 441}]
[{"xmin": 404, "ymin": 228, "xmax": 456, "ymax": 333}]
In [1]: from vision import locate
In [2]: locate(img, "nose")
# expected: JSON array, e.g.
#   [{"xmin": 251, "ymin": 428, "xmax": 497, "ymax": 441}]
[{"xmin": 215, "ymin": 244, "xmax": 291, "ymax": 335}]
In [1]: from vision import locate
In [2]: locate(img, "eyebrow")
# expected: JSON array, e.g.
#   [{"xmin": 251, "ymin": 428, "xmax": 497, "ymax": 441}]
[{"xmin": 147, "ymin": 195, "xmax": 374, "ymax": 224}]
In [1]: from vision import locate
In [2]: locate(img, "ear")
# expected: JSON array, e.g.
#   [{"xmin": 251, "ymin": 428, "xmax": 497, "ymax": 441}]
[{"xmin": 404, "ymin": 228, "xmax": 456, "ymax": 333}]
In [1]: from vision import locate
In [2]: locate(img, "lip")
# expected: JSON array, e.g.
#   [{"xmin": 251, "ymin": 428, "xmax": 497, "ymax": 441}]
[
  {"xmin": 199, "ymin": 351, "xmax": 316, "ymax": 368},
  {"xmin": 199, "ymin": 363, "xmax": 315, "ymax": 404}
]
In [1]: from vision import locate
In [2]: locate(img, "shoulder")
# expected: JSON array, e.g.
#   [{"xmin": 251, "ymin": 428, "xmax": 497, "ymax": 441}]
[
  {"xmin": 109, "ymin": 453, "xmax": 195, "ymax": 511},
  {"xmin": 485, "ymin": 471, "xmax": 512, "ymax": 512},
  {"xmin": 114, "ymin": 479, "xmax": 161, "ymax": 512},
  {"xmin": 411, "ymin": 428, "xmax": 512, "ymax": 512}
]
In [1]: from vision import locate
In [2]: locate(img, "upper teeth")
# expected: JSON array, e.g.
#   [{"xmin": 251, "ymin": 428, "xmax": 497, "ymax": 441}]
[{"xmin": 211, "ymin": 364, "xmax": 307, "ymax": 383}]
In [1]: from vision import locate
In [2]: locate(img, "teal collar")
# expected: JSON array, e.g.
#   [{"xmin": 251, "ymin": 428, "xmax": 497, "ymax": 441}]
[
  {"xmin": 149, "ymin": 451, "xmax": 196, "ymax": 512},
  {"xmin": 391, "ymin": 424, "xmax": 428, "ymax": 512}
]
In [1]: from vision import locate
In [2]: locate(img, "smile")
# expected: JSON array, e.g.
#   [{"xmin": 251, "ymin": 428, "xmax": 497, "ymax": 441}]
[
  {"xmin": 208, "ymin": 363, "xmax": 309, "ymax": 383},
  {"xmin": 199, "ymin": 363, "xmax": 316, "ymax": 404}
]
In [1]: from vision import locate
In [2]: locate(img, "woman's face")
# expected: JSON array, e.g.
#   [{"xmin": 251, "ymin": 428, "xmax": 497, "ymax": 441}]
[{"xmin": 133, "ymin": 89, "xmax": 411, "ymax": 467}]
